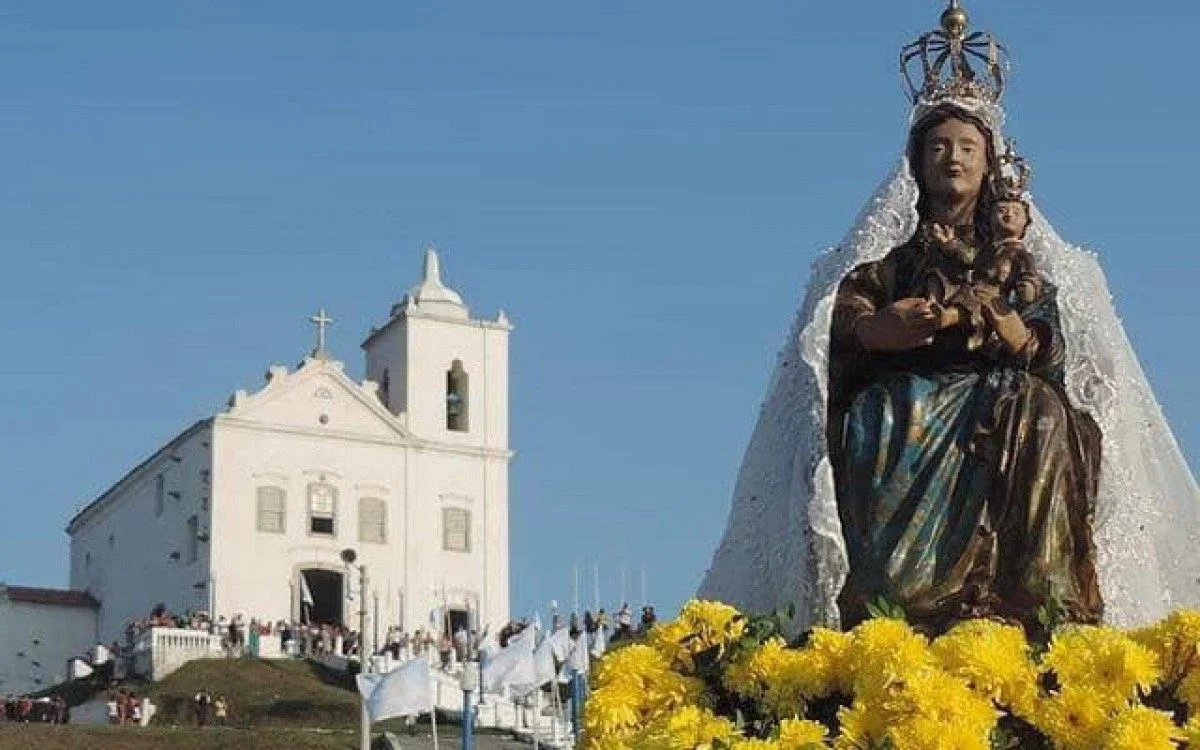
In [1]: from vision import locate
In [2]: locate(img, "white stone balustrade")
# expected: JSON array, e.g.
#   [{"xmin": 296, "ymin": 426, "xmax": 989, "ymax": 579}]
[{"xmin": 133, "ymin": 627, "xmax": 224, "ymax": 681}]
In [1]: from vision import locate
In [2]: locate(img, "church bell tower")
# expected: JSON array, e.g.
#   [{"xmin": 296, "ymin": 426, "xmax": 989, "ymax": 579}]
[{"xmin": 362, "ymin": 247, "xmax": 511, "ymax": 450}]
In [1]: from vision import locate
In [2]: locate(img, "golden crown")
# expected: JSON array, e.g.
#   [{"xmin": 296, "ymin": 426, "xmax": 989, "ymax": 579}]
[
  {"xmin": 901, "ymin": 1, "xmax": 1008, "ymax": 107},
  {"xmin": 994, "ymin": 138, "xmax": 1032, "ymax": 201}
]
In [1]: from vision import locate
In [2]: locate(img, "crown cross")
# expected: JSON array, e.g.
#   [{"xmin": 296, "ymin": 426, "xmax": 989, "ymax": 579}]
[{"xmin": 901, "ymin": 0, "xmax": 1007, "ymax": 106}]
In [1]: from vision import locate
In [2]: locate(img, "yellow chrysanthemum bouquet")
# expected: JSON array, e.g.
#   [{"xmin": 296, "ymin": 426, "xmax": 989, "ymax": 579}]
[{"xmin": 583, "ymin": 600, "xmax": 1200, "ymax": 749}]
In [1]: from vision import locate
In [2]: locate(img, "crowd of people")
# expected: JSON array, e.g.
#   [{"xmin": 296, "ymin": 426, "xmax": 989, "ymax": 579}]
[
  {"xmin": 105, "ymin": 689, "xmax": 145, "ymax": 725},
  {"xmin": 38, "ymin": 597, "xmax": 662, "ymax": 731},
  {"xmin": 1, "ymin": 694, "xmax": 69, "ymax": 724}
]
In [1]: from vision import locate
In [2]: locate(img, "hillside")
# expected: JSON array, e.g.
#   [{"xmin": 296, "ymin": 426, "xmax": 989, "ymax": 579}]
[{"xmin": 145, "ymin": 658, "xmax": 360, "ymax": 728}]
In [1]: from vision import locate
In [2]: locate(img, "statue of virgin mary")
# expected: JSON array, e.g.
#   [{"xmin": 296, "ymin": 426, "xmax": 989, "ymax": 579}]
[{"xmin": 699, "ymin": 0, "xmax": 1200, "ymax": 634}]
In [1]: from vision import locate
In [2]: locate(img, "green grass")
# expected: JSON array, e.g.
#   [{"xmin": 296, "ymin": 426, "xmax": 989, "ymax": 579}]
[
  {"xmin": 144, "ymin": 658, "xmax": 363, "ymax": 728},
  {"xmin": 0, "ymin": 724, "xmax": 376, "ymax": 750}
]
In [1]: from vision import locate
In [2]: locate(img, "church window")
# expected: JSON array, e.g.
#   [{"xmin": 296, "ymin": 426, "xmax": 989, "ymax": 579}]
[
  {"xmin": 186, "ymin": 515, "xmax": 199, "ymax": 565},
  {"xmin": 155, "ymin": 474, "xmax": 165, "ymax": 517},
  {"xmin": 380, "ymin": 369, "xmax": 390, "ymax": 406},
  {"xmin": 84, "ymin": 552, "xmax": 91, "ymax": 569},
  {"xmin": 446, "ymin": 360, "xmax": 469, "ymax": 432},
  {"xmin": 308, "ymin": 482, "xmax": 337, "ymax": 536},
  {"xmin": 359, "ymin": 497, "xmax": 386, "ymax": 544},
  {"xmin": 256, "ymin": 487, "xmax": 287, "ymax": 534},
  {"xmin": 442, "ymin": 507, "xmax": 471, "ymax": 552}
]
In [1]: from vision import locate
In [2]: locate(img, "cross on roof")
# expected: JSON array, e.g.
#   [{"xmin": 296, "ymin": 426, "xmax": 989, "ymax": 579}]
[{"xmin": 309, "ymin": 307, "xmax": 333, "ymax": 359}]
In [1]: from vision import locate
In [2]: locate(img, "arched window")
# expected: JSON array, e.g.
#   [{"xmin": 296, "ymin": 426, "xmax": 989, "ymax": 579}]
[
  {"xmin": 380, "ymin": 368, "xmax": 390, "ymax": 407},
  {"xmin": 307, "ymin": 482, "xmax": 337, "ymax": 536},
  {"xmin": 446, "ymin": 360, "xmax": 469, "ymax": 432}
]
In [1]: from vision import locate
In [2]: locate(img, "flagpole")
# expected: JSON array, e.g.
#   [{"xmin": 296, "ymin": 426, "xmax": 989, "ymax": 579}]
[
  {"xmin": 532, "ymin": 687, "xmax": 541, "ymax": 750},
  {"xmin": 641, "ymin": 564, "xmax": 647, "ymax": 611},
  {"xmin": 592, "ymin": 561, "xmax": 599, "ymax": 613},
  {"xmin": 430, "ymin": 695, "xmax": 440, "ymax": 750},
  {"xmin": 620, "ymin": 555, "xmax": 627, "ymax": 607},
  {"xmin": 572, "ymin": 565, "xmax": 579, "ymax": 616}
]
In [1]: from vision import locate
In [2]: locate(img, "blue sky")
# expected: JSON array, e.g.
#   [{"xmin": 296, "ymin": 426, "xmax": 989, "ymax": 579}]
[{"xmin": 1, "ymin": 1, "xmax": 1196, "ymax": 622}]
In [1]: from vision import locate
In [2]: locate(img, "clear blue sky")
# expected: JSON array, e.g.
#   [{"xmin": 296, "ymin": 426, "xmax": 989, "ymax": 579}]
[{"xmin": 1, "ymin": 1, "xmax": 1196, "ymax": 622}]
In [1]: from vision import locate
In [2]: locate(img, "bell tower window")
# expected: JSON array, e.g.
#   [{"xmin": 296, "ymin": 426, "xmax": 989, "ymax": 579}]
[
  {"xmin": 380, "ymin": 368, "xmax": 390, "ymax": 407},
  {"xmin": 446, "ymin": 360, "xmax": 469, "ymax": 432}
]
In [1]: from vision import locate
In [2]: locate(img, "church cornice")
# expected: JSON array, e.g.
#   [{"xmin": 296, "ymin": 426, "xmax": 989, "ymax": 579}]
[
  {"xmin": 360, "ymin": 309, "xmax": 513, "ymax": 350},
  {"xmin": 213, "ymin": 415, "xmax": 513, "ymax": 460}
]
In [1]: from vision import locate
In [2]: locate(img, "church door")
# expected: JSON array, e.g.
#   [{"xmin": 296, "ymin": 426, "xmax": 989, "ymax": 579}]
[
  {"xmin": 447, "ymin": 608, "xmax": 471, "ymax": 638},
  {"xmin": 300, "ymin": 569, "xmax": 344, "ymax": 625}
]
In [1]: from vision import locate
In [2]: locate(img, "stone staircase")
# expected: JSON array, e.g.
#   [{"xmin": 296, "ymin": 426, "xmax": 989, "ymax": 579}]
[{"xmin": 425, "ymin": 664, "xmax": 575, "ymax": 748}]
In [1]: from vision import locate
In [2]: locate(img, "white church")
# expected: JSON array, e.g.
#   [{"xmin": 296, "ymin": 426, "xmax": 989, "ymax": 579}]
[{"xmin": 64, "ymin": 248, "xmax": 512, "ymax": 645}]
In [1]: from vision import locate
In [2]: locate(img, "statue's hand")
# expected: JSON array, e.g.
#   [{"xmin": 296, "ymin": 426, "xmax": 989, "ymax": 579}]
[
  {"xmin": 974, "ymin": 286, "xmax": 1034, "ymax": 354},
  {"xmin": 929, "ymin": 223, "xmax": 957, "ymax": 249},
  {"xmin": 855, "ymin": 298, "xmax": 940, "ymax": 352}
]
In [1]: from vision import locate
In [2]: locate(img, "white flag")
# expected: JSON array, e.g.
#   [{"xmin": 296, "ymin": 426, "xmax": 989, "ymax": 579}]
[
  {"xmin": 477, "ymin": 625, "xmax": 500, "ymax": 662},
  {"xmin": 532, "ymin": 633, "xmax": 557, "ymax": 686},
  {"xmin": 356, "ymin": 656, "xmax": 432, "ymax": 723},
  {"xmin": 299, "ymin": 573, "xmax": 315, "ymax": 607},
  {"xmin": 548, "ymin": 626, "xmax": 572, "ymax": 662},
  {"xmin": 481, "ymin": 626, "xmax": 536, "ymax": 694},
  {"xmin": 557, "ymin": 634, "xmax": 590, "ymax": 683},
  {"xmin": 590, "ymin": 626, "xmax": 607, "ymax": 658}
]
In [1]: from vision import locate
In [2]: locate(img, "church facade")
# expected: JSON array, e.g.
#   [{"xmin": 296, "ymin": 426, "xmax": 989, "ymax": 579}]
[{"xmin": 66, "ymin": 249, "xmax": 512, "ymax": 643}]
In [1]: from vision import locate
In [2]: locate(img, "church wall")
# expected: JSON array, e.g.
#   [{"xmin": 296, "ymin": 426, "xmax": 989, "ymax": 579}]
[
  {"xmin": 67, "ymin": 425, "xmax": 213, "ymax": 643},
  {"xmin": 402, "ymin": 447, "xmax": 509, "ymax": 634},
  {"xmin": 0, "ymin": 599, "xmax": 96, "ymax": 695},
  {"xmin": 404, "ymin": 315, "xmax": 508, "ymax": 451},
  {"xmin": 209, "ymin": 420, "xmax": 410, "ymax": 641},
  {"xmin": 363, "ymin": 320, "xmax": 407, "ymax": 417}
]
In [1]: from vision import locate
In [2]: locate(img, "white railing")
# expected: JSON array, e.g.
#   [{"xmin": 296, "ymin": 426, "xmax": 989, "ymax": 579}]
[
  {"xmin": 131, "ymin": 627, "xmax": 295, "ymax": 681},
  {"xmin": 133, "ymin": 627, "xmax": 224, "ymax": 681}
]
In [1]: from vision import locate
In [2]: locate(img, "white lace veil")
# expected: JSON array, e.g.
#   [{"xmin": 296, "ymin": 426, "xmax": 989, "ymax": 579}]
[{"xmin": 699, "ymin": 120, "xmax": 1200, "ymax": 632}]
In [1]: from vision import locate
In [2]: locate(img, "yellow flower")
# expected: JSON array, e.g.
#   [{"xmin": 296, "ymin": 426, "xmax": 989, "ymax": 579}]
[
  {"xmin": 1101, "ymin": 705, "xmax": 1182, "ymax": 750},
  {"xmin": 883, "ymin": 668, "xmax": 999, "ymax": 737},
  {"xmin": 933, "ymin": 618, "xmax": 1039, "ymax": 715},
  {"xmin": 833, "ymin": 701, "xmax": 890, "ymax": 750},
  {"xmin": 646, "ymin": 599, "xmax": 747, "ymax": 672},
  {"xmin": 584, "ymin": 681, "xmax": 644, "ymax": 739},
  {"xmin": 889, "ymin": 716, "xmax": 991, "ymax": 750},
  {"xmin": 1030, "ymin": 685, "xmax": 1111, "ymax": 750},
  {"xmin": 594, "ymin": 643, "xmax": 673, "ymax": 690},
  {"xmin": 647, "ymin": 619, "xmax": 699, "ymax": 671},
  {"xmin": 836, "ymin": 666, "xmax": 996, "ymax": 749},
  {"xmin": 628, "ymin": 705, "xmax": 742, "ymax": 750},
  {"xmin": 1042, "ymin": 625, "xmax": 1162, "ymax": 704},
  {"xmin": 802, "ymin": 628, "xmax": 853, "ymax": 696},
  {"xmin": 1132, "ymin": 609, "xmax": 1200, "ymax": 681},
  {"xmin": 844, "ymin": 618, "xmax": 933, "ymax": 699},
  {"xmin": 584, "ymin": 644, "xmax": 707, "ymax": 744},
  {"xmin": 777, "ymin": 718, "xmax": 829, "ymax": 748},
  {"xmin": 723, "ymin": 635, "xmax": 845, "ymax": 717}
]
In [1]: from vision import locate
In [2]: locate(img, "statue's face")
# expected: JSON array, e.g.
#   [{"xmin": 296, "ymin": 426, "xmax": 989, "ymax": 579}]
[
  {"xmin": 992, "ymin": 199, "xmax": 1029, "ymax": 239},
  {"xmin": 919, "ymin": 118, "xmax": 988, "ymax": 203}
]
